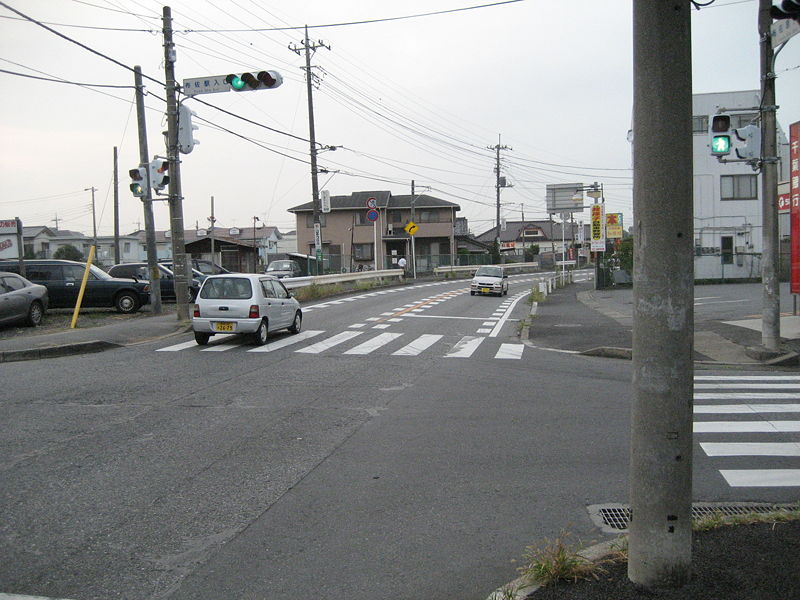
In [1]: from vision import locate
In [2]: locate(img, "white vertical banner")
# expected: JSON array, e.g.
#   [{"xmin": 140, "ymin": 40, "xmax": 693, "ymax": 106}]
[
  {"xmin": 590, "ymin": 204, "xmax": 606, "ymax": 252},
  {"xmin": 321, "ymin": 190, "xmax": 331, "ymax": 214}
]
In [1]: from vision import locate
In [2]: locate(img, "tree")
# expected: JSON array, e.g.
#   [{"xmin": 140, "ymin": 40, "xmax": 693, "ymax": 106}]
[
  {"xmin": 490, "ymin": 240, "xmax": 501, "ymax": 264},
  {"xmin": 53, "ymin": 244, "xmax": 84, "ymax": 261},
  {"xmin": 523, "ymin": 244, "xmax": 540, "ymax": 262},
  {"xmin": 614, "ymin": 237, "xmax": 633, "ymax": 274}
]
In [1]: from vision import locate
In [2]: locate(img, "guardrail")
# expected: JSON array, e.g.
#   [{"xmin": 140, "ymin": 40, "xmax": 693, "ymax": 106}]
[
  {"xmin": 432, "ymin": 262, "xmax": 539, "ymax": 276},
  {"xmin": 280, "ymin": 269, "xmax": 404, "ymax": 290}
]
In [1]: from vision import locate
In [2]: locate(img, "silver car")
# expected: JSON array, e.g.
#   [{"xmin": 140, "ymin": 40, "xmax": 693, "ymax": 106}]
[
  {"xmin": 191, "ymin": 274, "xmax": 302, "ymax": 345},
  {"xmin": 0, "ymin": 271, "xmax": 49, "ymax": 327},
  {"xmin": 470, "ymin": 266, "xmax": 509, "ymax": 297}
]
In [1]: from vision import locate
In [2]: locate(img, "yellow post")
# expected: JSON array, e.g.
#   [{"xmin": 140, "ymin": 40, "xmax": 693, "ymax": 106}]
[{"xmin": 70, "ymin": 245, "xmax": 96, "ymax": 329}]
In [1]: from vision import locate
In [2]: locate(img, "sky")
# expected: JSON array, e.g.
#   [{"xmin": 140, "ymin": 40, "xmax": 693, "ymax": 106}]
[{"xmin": 1, "ymin": 0, "xmax": 798, "ymax": 241}]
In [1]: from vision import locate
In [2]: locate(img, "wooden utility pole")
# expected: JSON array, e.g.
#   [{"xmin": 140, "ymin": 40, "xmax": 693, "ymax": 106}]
[
  {"xmin": 628, "ymin": 1, "xmax": 694, "ymax": 588},
  {"xmin": 113, "ymin": 146, "xmax": 120, "ymax": 264}
]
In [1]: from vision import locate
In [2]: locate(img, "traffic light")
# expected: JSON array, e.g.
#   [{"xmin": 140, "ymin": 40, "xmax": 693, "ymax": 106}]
[
  {"xmin": 710, "ymin": 114, "xmax": 731, "ymax": 156},
  {"xmin": 225, "ymin": 70, "xmax": 283, "ymax": 92},
  {"xmin": 734, "ymin": 124, "xmax": 761, "ymax": 160},
  {"xmin": 178, "ymin": 104, "xmax": 199, "ymax": 154},
  {"xmin": 129, "ymin": 167, "xmax": 146, "ymax": 197},
  {"xmin": 771, "ymin": 0, "xmax": 800, "ymax": 21},
  {"xmin": 149, "ymin": 160, "xmax": 169, "ymax": 192}
]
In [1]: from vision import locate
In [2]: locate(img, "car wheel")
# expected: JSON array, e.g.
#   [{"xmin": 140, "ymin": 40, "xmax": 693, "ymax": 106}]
[
  {"xmin": 254, "ymin": 319, "xmax": 268, "ymax": 345},
  {"xmin": 288, "ymin": 310, "xmax": 302, "ymax": 334},
  {"xmin": 26, "ymin": 300, "xmax": 44, "ymax": 327},
  {"xmin": 194, "ymin": 332, "xmax": 210, "ymax": 346},
  {"xmin": 470, "ymin": 291, "xmax": 475, "ymax": 296},
  {"xmin": 114, "ymin": 291, "xmax": 140, "ymax": 314}
]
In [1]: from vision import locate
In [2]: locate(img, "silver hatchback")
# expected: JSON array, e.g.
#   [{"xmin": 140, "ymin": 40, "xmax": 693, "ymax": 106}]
[{"xmin": 191, "ymin": 274, "xmax": 302, "ymax": 345}]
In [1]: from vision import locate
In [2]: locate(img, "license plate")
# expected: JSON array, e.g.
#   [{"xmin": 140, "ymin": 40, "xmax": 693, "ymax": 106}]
[
  {"xmin": 480, "ymin": 287, "xmax": 490, "ymax": 293},
  {"xmin": 214, "ymin": 322, "xmax": 234, "ymax": 332}
]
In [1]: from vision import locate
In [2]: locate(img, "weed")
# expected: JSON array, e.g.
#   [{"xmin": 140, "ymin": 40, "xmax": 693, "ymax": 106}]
[
  {"xmin": 693, "ymin": 507, "xmax": 800, "ymax": 531},
  {"xmin": 517, "ymin": 530, "xmax": 605, "ymax": 586}
]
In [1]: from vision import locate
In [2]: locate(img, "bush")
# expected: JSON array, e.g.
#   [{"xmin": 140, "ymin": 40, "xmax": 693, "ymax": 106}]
[{"xmin": 53, "ymin": 244, "xmax": 84, "ymax": 261}]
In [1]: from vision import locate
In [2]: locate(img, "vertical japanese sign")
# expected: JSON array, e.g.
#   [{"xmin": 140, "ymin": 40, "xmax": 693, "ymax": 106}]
[
  {"xmin": 790, "ymin": 121, "xmax": 800, "ymax": 294},
  {"xmin": 606, "ymin": 213, "xmax": 624, "ymax": 239},
  {"xmin": 590, "ymin": 204, "xmax": 606, "ymax": 252}
]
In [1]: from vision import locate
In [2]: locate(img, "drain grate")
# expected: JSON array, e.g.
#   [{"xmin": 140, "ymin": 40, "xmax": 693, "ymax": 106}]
[{"xmin": 588, "ymin": 502, "xmax": 797, "ymax": 534}]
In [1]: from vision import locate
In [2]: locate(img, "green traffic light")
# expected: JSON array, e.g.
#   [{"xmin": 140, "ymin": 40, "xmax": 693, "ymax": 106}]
[
  {"xmin": 225, "ymin": 74, "xmax": 246, "ymax": 90},
  {"xmin": 130, "ymin": 183, "xmax": 143, "ymax": 196},
  {"xmin": 711, "ymin": 134, "xmax": 731, "ymax": 155}
]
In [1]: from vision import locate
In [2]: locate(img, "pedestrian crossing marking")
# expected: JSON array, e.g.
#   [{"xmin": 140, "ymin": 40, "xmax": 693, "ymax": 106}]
[
  {"xmin": 392, "ymin": 334, "xmax": 443, "ymax": 356},
  {"xmin": 495, "ymin": 343, "xmax": 524, "ymax": 359},
  {"xmin": 695, "ymin": 392, "xmax": 800, "ymax": 400},
  {"xmin": 695, "ymin": 383, "xmax": 800, "ymax": 390},
  {"xmin": 247, "ymin": 330, "xmax": 323, "ymax": 353},
  {"xmin": 295, "ymin": 330, "xmax": 363, "ymax": 354},
  {"xmin": 694, "ymin": 420, "xmax": 800, "ymax": 433},
  {"xmin": 201, "ymin": 340, "xmax": 238, "ymax": 352},
  {"xmin": 695, "ymin": 375, "xmax": 800, "ymax": 381},
  {"xmin": 719, "ymin": 470, "xmax": 800, "ymax": 487},
  {"xmin": 157, "ymin": 340, "xmax": 198, "ymax": 352},
  {"xmin": 700, "ymin": 442, "xmax": 800, "ymax": 457},
  {"xmin": 344, "ymin": 332, "xmax": 403, "ymax": 355},
  {"xmin": 445, "ymin": 336, "xmax": 484, "ymax": 358},
  {"xmin": 694, "ymin": 404, "xmax": 800, "ymax": 413}
]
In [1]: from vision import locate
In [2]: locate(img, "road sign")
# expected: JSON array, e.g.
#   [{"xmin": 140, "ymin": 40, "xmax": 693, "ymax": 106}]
[
  {"xmin": 321, "ymin": 190, "xmax": 331, "ymax": 214},
  {"xmin": 366, "ymin": 197, "xmax": 377, "ymax": 209},
  {"xmin": 314, "ymin": 222, "xmax": 321, "ymax": 249},
  {"xmin": 404, "ymin": 221, "xmax": 419, "ymax": 236},
  {"xmin": 366, "ymin": 208, "xmax": 379, "ymax": 222}
]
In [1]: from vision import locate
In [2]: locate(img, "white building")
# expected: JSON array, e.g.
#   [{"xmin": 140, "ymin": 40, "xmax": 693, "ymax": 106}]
[{"xmin": 692, "ymin": 90, "xmax": 790, "ymax": 280}]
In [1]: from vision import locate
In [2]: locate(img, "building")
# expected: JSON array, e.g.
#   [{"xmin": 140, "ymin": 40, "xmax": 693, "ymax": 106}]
[
  {"xmin": 288, "ymin": 191, "xmax": 461, "ymax": 273},
  {"xmin": 21, "ymin": 227, "xmax": 145, "ymax": 266},
  {"xmin": 475, "ymin": 219, "xmax": 590, "ymax": 261},
  {"xmin": 692, "ymin": 90, "xmax": 790, "ymax": 280}
]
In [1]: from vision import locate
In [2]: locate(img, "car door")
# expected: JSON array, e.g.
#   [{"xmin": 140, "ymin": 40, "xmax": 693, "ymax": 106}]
[
  {"xmin": 260, "ymin": 278, "xmax": 289, "ymax": 329},
  {"xmin": 61, "ymin": 264, "xmax": 91, "ymax": 306},
  {"xmin": 0, "ymin": 276, "xmax": 26, "ymax": 324},
  {"xmin": 272, "ymin": 279, "xmax": 295, "ymax": 326},
  {"xmin": 27, "ymin": 264, "xmax": 67, "ymax": 307}
]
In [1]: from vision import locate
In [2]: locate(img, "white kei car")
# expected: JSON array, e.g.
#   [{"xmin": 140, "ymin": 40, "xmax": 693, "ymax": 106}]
[
  {"xmin": 191, "ymin": 273, "xmax": 302, "ymax": 345},
  {"xmin": 470, "ymin": 266, "xmax": 509, "ymax": 297}
]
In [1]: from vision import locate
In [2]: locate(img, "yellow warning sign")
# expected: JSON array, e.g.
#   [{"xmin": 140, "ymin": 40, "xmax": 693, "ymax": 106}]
[{"xmin": 404, "ymin": 221, "xmax": 419, "ymax": 236}]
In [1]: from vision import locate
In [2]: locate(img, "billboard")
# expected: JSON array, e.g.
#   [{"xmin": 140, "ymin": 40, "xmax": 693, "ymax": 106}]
[
  {"xmin": 606, "ymin": 213, "xmax": 624, "ymax": 239},
  {"xmin": 546, "ymin": 183, "xmax": 584, "ymax": 214}
]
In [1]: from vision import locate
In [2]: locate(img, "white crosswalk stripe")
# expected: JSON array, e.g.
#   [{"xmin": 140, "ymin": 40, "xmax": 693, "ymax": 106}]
[
  {"xmin": 295, "ymin": 330, "xmax": 363, "ymax": 354},
  {"xmin": 344, "ymin": 332, "xmax": 403, "ymax": 355},
  {"xmin": 247, "ymin": 330, "xmax": 323, "ymax": 353},
  {"xmin": 445, "ymin": 336, "xmax": 484, "ymax": 358},
  {"xmin": 392, "ymin": 334, "xmax": 443, "ymax": 356},
  {"xmin": 495, "ymin": 343, "xmax": 524, "ymax": 359},
  {"xmin": 694, "ymin": 374, "xmax": 800, "ymax": 489}
]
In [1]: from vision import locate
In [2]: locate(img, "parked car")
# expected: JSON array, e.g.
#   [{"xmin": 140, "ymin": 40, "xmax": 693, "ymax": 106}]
[
  {"xmin": 265, "ymin": 259, "xmax": 303, "ymax": 279},
  {"xmin": 160, "ymin": 258, "xmax": 229, "ymax": 276},
  {"xmin": 470, "ymin": 265, "xmax": 509, "ymax": 297},
  {"xmin": 107, "ymin": 262, "xmax": 200, "ymax": 301},
  {"xmin": 191, "ymin": 273, "xmax": 302, "ymax": 346},
  {"xmin": 0, "ymin": 271, "xmax": 48, "ymax": 327},
  {"xmin": 0, "ymin": 259, "xmax": 150, "ymax": 313},
  {"xmin": 158, "ymin": 261, "xmax": 210, "ymax": 283}
]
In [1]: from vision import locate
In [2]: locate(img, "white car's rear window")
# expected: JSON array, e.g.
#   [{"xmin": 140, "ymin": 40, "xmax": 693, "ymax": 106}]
[{"xmin": 200, "ymin": 277, "xmax": 253, "ymax": 300}]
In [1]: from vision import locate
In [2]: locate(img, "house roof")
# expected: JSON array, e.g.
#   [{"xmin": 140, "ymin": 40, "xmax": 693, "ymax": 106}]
[
  {"xmin": 128, "ymin": 226, "xmax": 282, "ymax": 245},
  {"xmin": 475, "ymin": 220, "xmax": 586, "ymax": 243},
  {"xmin": 287, "ymin": 191, "xmax": 460, "ymax": 213}
]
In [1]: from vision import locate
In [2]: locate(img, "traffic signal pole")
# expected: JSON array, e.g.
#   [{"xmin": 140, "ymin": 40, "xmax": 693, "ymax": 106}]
[
  {"xmin": 133, "ymin": 65, "xmax": 162, "ymax": 314},
  {"xmin": 162, "ymin": 6, "xmax": 190, "ymax": 320},
  {"xmin": 628, "ymin": 2, "xmax": 693, "ymax": 589}
]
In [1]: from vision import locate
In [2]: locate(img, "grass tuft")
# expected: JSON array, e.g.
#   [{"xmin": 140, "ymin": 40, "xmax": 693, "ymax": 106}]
[{"xmin": 517, "ymin": 530, "xmax": 605, "ymax": 586}]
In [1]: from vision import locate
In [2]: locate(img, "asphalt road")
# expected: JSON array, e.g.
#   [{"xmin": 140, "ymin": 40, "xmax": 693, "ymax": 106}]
[{"xmin": 1, "ymin": 272, "xmax": 797, "ymax": 600}]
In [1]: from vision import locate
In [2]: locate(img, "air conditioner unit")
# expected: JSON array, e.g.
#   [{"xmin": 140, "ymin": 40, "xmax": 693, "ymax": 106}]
[{"xmin": 387, "ymin": 224, "xmax": 394, "ymax": 235}]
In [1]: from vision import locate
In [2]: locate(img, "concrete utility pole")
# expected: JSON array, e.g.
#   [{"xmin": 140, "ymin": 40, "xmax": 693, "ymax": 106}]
[
  {"xmin": 252, "ymin": 215, "xmax": 260, "ymax": 272},
  {"xmin": 113, "ymin": 146, "xmax": 120, "ymax": 264},
  {"xmin": 162, "ymin": 6, "xmax": 190, "ymax": 320},
  {"xmin": 290, "ymin": 26, "xmax": 330, "ymax": 276},
  {"xmin": 134, "ymin": 65, "xmax": 162, "ymax": 314},
  {"xmin": 209, "ymin": 196, "xmax": 216, "ymax": 268},
  {"xmin": 488, "ymin": 135, "xmax": 511, "ymax": 258},
  {"xmin": 758, "ymin": 0, "xmax": 781, "ymax": 352},
  {"xmin": 628, "ymin": 2, "xmax": 694, "ymax": 589}
]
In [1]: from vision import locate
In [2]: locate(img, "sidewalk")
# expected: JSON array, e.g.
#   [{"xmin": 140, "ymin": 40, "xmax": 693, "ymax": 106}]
[
  {"xmin": 526, "ymin": 279, "xmax": 800, "ymax": 366},
  {"xmin": 0, "ymin": 312, "xmax": 190, "ymax": 363}
]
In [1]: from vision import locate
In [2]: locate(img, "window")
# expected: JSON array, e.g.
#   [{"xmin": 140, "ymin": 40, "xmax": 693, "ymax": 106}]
[
  {"xmin": 388, "ymin": 210, "xmax": 403, "ymax": 224},
  {"xmin": 417, "ymin": 210, "xmax": 441, "ymax": 223},
  {"xmin": 354, "ymin": 212, "xmax": 371, "ymax": 226},
  {"xmin": 27, "ymin": 265, "xmax": 60, "ymax": 281},
  {"xmin": 123, "ymin": 242, "xmax": 131, "ymax": 253},
  {"xmin": 305, "ymin": 214, "xmax": 326, "ymax": 227},
  {"xmin": 721, "ymin": 236, "xmax": 734, "ymax": 265},
  {"xmin": 2, "ymin": 275, "xmax": 25, "ymax": 291},
  {"xmin": 354, "ymin": 243, "xmax": 373, "ymax": 260},
  {"xmin": 692, "ymin": 115, "xmax": 708, "ymax": 134},
  {"xmin": 730, "ymin": 113, "xmax": 758, "ymax": 129},
  {"xmin": 721, "ymin": 174, "xmax": 758, "ymax": 200}
]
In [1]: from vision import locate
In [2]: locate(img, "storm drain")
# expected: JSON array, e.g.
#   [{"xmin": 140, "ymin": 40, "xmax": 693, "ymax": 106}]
[{"xmin": 587, "ymin": 502, "xmax": 797, "ymax": 534}]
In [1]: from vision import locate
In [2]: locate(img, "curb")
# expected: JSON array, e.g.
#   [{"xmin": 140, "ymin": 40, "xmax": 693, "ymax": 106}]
[{"xmin": 0, "ymin": 340, "xmax": 120, "ymax": 363}]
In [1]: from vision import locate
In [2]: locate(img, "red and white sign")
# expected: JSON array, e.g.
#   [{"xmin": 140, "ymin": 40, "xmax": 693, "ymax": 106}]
[
  {"xmin": 0, "ymin": 218, "xmax": 21, "ymax": 260},
  {"xmin": 790, "ymin": 121, "xmax": 800, "ymax": 295},
  {"xmin": 778, "ymin": 192, "xmax": 791, "ymax": 213}
]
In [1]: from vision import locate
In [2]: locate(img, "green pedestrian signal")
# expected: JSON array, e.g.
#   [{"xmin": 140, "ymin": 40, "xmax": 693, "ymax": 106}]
[
  {"xmin": 128, "ymin": 167, "xmax": 146, "ymax": 198},
  {"xmin": 711, "ymin": 134, "xmax": 731, "ymax": 155}
]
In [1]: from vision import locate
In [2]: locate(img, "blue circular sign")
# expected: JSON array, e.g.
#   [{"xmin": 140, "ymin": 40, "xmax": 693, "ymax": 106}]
[{"xmin": 366, "ymin": 208, "xmax": 379, "ymax": 222}]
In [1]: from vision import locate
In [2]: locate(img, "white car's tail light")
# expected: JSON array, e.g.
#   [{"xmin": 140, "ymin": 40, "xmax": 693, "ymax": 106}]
[
  {"xmin": 249, "ymin": 305, "xmax": 260, "ymax": 318},
  {"xmin": 193, "ymin": 304, "xmax": 200, "ymax": 318}
]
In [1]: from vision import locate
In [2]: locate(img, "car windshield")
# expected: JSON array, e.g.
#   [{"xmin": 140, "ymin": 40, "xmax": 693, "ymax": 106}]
[
  {"xmin": 267, "ymin": 261, "xmax": 292, "ymax": 271},
  {"xmin": 200, "ymin": 277, "xmax": 253, "ymax": 300},
  {"xmin": 475, "ymin": 267, "xmax": 502, "ymax": 278}
]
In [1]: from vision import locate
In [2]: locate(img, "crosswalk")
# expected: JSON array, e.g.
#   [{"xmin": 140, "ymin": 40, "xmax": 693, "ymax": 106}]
[
  {"xmin": 694, "ymin": 374, "xmax": 800, "ymax": 488},
  {"xmin": 157, "ymin": 329, "xmax": 527, "ymax": 360}
]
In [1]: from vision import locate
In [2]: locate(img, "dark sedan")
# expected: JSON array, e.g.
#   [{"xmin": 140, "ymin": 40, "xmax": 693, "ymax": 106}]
[
  {"xmin": 0, "ymin": 271, "xmax": 48, "ymax": 327},
  {"xmin": 0, "ymin": 259, "xmax": 150, "ymax": 313},
  {"xmin": 108, "ymin": 262, "xmax": 200, "ymax": 302}
]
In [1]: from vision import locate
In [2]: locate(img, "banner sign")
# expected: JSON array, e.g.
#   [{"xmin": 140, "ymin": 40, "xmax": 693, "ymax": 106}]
[
  {"xmin": 790, "ymin": 121, "xmax": 799, "ymax": 295},
  {"xmin": 0, "ymin": 218, "xmax": 21, "ymax": 260},
  {"xmin": 606, "ymin": 212, "xmax": 624, "ymax": 239},
  {"xmin": 590, "ymin": 204, "xmax": 606, "ymax": 252}
]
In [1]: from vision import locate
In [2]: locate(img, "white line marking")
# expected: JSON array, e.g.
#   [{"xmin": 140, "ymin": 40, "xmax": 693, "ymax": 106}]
[
  {"xmin": 392, "ymin": 334, "xmax": 443, "ymax": 356},
  {"xmin": 157, "ymin": 340, "xmax": 198, "ymax": 352},
  {"xmin": 482, "ymin": 321, "xmax": 497, "ymax": 326},
  {"xmin": 695, "ymin": 375, "xmax": 800, "ymax": 381},
  {"xmin": 495, "ymin": 343, "xmax": 523, "ymax": 359},
  {"xmin": 695, "ymin": 383, "xmax": 800, "ymax": 390},
  {"xmin": 388, "ymin": 318, "xmax": 403, "ymax": 322},
  {"xmin": 344, "ymin": 333, "xmax": 404, "ymax": 355},
  {"xmin": 296, "ymin": 331, "xmax": 363, "ymax": 354},
  {"xmin": 201, "ymin": 341, "xmax": 239, "ymax": 352},
  {"xmin": 700, "ymin": 442, "xmax": 800, "ymax": 457},
  {"xmin": 248, "ymin": 330, "xmax": 323, "ymax": 353},
  {"xmin": 694, "ymin": 404, "xmax": 800, "ymax": 413},
  {"xmin": 719, "ymin": 469, "xmax": 800, "ymax": 487},
  {"xmin": 476, "ymin": 328, "xmax": 492, "ymax": 334},
  {"xmin": 694, "ymin": 420, "xmax": 800, "ymax": 433},
  {"xmin": 372, "ymin": 324, "xmax": 391, "ymax": 329},
  {"xmin": 348, "ymin": 323, "xmax": 366, "ymax": 328},
  {"xmin": 446, "ymin": 336, "xmax": 484, "ymax": 358},
  {"xmin": 489, "ymin": 293, "xmax": 527, "ymax": 338},
  {"xmin": 694, "ymin": 393, "xmax": 800, "ymax": 400}
]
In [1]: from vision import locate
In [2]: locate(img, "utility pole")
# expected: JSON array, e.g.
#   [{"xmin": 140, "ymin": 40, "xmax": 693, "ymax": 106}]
[
  {"xmin": 113, "ymin": 147, "xmax": 120, "ymax": 264},
  {"xmin": 758, "ymin": 0, "xmax": 781, "ymax": 352},
  {"xmin": 134, "ymin": 65, "xmax": 162, "ymax": 314},
  {"xmin": 252, "ymin": 215, "xmax": 260, "ymax": 272},
  {"xmin": 209, "ymin": 196, "xmax": 216, "ymax": 268},
  {"xmin": 628, "ymin": 2, "xmax": 693, "ymax": 589},
  {"xmin": 162, "ymin": 6, "xmax": 189, "ymax": 320},
  {"xmin": 290, "ymin": 26, "xmax": 329, "ymax": 276},
  {"xmin": 488, "ymin": 135, "xmax": 511, "ymax": 261},
  {"xmin": 84, "ymin": 186, "xmax": 97, "ymax": 248}
]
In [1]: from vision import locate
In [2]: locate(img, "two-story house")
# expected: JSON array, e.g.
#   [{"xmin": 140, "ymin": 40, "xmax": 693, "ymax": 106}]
[{"xmin": 288, "ymin": 191, "xmax": 460, "ymax": 273}]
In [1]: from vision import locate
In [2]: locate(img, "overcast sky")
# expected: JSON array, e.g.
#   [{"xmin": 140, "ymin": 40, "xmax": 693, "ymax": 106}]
[{"xmin": 1, "ymin": 0, "xmax": 798, "ymax": 240}]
